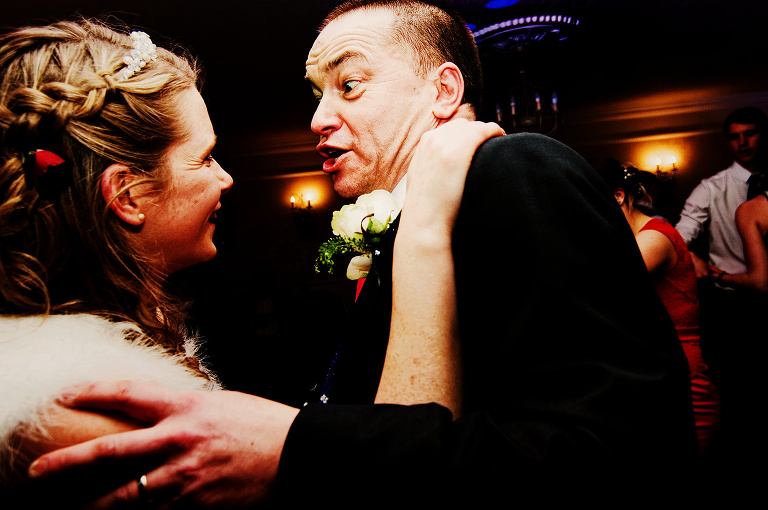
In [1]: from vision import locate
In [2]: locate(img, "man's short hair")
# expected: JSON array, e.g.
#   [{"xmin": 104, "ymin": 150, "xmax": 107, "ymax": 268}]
[
  {"xmin": 723, "ymin": 106, "xmax": 768, "ymax": 135},
  {"xmin": 321, "ymin": 0, "xmax": 483, "ymax": 113}
]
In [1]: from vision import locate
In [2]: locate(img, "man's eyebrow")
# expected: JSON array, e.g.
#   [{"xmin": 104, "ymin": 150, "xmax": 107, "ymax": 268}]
[
  {"xmin": 199, "ymin": 135, "xmax": 217, "ymax": 158},
  {"xmin": 326, "ymin": 50, "xmax": 365, "ymax": 72},
  {"xmin": 305, "ymin": 50, "xmax": 366, "ymax": 85}
]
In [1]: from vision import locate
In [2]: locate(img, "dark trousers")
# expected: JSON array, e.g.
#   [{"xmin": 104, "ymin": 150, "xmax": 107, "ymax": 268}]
[{"xmin": 698, "ymin": 283, "xmax": 766, "ymax": 469}]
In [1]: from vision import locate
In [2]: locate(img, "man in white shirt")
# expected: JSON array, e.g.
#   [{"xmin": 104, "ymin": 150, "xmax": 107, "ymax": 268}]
[
  {"xmin": 675, "ymin": 106, "xmax": 768, "ymax": 463},
  {"xmin": 676, "ymin": 106, "xmax": 767, "ymax": 278}
]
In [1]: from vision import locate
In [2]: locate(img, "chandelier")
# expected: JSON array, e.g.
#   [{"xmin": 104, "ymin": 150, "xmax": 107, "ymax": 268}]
[
  {"xmin": 490, "ymin": 66, "xmax": 559, "ymax": 136},
  {"xmin": 472, "ymin": 13, "xmax": 580, "ymax": 136}
]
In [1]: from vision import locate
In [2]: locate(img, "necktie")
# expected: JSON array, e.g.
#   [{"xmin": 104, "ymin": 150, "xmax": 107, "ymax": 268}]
[
  {"xmin": 355, "ymin": 277, "xmax": 366, "ymax": 302},
  {"xmin": 747, "ymin": 172, "xmax": 765, "ymax": 200}
]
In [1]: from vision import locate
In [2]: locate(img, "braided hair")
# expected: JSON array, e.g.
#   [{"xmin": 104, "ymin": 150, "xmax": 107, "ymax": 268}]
[{"xmin": 0, "ymin": 19, "xmax": 200, "ymax": 356}]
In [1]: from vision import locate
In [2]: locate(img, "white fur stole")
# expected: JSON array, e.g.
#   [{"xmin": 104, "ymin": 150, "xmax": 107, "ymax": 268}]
[{"xmin": 0, "ymin": 314, "xmax": 219, "ymax": 478}]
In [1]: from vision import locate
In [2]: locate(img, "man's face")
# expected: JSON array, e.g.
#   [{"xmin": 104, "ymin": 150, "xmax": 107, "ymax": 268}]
[
  {"xmin": 306, "ymin": 9, "xmax": 438, "ymax": 198},
  {"xmin": 726, "ymin": 122, "xmax": 762, "ymax": 170}
]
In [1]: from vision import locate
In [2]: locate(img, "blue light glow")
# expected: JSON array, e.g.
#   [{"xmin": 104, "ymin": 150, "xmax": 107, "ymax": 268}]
[{"xmin": 485, "ymin": 0, "xmax": 520, "ymax": 8}]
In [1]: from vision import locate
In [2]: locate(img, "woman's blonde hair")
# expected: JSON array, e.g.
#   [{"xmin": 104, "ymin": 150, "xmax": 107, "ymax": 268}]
[{"xmin": 0, "ymin": 18, "xmax": 200, "ymax": 354}]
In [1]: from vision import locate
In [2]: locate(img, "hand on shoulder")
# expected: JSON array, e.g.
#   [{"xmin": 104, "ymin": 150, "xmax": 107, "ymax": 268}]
[
  {"xmin": 28, "ymin": 381, "xmax": 299, "ymax": 508},
  {"xmin": 401, "ymin": 119, "xmax": 504, "ymax": 240}
]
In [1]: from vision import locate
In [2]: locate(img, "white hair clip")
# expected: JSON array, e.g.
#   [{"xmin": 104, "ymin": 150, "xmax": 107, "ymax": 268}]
[{"xmin": 117, "ymin": 31, "xmax": 158, "ymax": 81}]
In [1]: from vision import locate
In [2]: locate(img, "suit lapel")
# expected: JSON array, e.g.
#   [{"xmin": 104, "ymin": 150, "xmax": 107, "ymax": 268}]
[{"xmin": 313, "ymin": 216, "xmax": 400, "ymax": 404}]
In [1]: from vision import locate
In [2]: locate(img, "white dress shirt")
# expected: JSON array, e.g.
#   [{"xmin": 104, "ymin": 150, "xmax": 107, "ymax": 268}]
[
  {"xmin": 675, "ymin": 161, "xmax": 752, "ymax": 274},
  {"xmin": 390, "ymin": 173, "xmax": 407, "ymax": 219}
]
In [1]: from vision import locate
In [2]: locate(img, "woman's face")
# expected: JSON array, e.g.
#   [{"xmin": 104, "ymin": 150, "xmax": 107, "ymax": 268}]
[{"xmin": 137, "ymin": 87, "xmax": 233, "ymax": 274}]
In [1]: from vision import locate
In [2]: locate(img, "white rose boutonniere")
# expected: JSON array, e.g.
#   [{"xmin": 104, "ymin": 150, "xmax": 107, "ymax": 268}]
[{"xmin": 315, "ymin": 190, "xmax": 397, "ymax": 279}]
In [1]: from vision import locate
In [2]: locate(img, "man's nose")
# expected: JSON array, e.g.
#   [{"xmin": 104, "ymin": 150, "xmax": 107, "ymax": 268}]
[
  {"xmin": 311, "ymin": 97, "xmax": 341, "ymax": 136},
  {"xmin": 218, "ymin": 166, "xmax": 234, "ymax": 194}
]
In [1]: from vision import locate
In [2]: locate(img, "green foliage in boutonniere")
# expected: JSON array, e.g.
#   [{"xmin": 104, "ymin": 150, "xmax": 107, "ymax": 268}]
[
  {"xmin": 314, "ymin": 235, "xmax": 369, "ymax": 275},
  {"xmin": 314, "ymin": 190, "xmax": 397, "ymax": 279}
]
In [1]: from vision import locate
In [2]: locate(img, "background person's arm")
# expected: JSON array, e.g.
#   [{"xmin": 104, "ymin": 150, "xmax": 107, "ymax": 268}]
[
  {"xmin": 635, "ymin": 229, "xmax": 677, "ymax": 275},
  {"xmin": 715, "ymin": 196, "xmax": 768, "ymax": 291}
]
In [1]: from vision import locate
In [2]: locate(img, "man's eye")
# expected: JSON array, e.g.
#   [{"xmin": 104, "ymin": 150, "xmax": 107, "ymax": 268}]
[
  {"xmin": 343, "ymin": 80, "xmax": 360, "ymax": 94},
  {"xmin": 309, "ymin": 86, "xmax": 322, "ymax": 103}
]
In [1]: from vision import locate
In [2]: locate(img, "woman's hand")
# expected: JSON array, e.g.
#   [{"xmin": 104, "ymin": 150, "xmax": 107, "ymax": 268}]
[
  {"xmin": 377, "ymin": 120, "xmax": 503, "ymax": 418},
  {"xmin": 402, "ymin": 119, "xmax": 505, "ymax": 240}
]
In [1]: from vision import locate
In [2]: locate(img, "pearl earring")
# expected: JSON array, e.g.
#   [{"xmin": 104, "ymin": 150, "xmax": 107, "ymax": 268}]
[{"xmin": 137, "ymin": 213, "xmax": 145, "ymax": 223}]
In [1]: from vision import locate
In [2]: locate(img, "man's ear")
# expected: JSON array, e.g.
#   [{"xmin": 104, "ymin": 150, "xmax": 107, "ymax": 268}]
[
  {"xmin": 431, "ymin": 62, "xmax": 465, "ymax": 120},
  {"xmin": 100, "ymin": 164, "xmax": 145, "ymax": 226}
]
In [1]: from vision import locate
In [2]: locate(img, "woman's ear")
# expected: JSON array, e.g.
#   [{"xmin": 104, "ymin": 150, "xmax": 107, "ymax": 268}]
[
  {"xmin": 432, "ymin": 62, "xmax": 465, "ymax": 120},
  {"xmin": 100, "ymin": 164, "xmax": 145, "ymax": 226},
  {"xmin": 614, "ymin": 188, "xmax": 626, "ymax": 206}
]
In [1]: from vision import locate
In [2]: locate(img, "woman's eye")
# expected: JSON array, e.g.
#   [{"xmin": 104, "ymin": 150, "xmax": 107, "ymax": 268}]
[
  {"xmin": 343, "ymin": 80, "xmax": 360, "ymax": 94},
  {"xmin": 204, "ymin": 155, "xmax": 215, "ymax": 166}
]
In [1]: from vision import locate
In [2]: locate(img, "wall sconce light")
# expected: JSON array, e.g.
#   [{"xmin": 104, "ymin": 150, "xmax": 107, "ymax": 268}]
[
  {"xmin": 290, "ymin": 193, "xmax": 313, "ymax": 210},
  {"xmin": 653, "ymin": 156, "xmax": 678, "ymax": 181},
  {"xmin": 290, "ymin": 193, "xmax": 313, "ymax": 238}
]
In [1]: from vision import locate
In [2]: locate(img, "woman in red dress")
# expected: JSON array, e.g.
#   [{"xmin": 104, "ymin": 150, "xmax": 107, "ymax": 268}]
[{"xmin": 595, "ymin": 159, "xmax": 720, "ymax": 454}]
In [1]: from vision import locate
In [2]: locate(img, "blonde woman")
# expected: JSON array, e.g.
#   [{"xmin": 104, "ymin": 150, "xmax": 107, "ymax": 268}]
[{"xmin": 0, "ymin": 20, "xmax": 231, "ymax": 496}]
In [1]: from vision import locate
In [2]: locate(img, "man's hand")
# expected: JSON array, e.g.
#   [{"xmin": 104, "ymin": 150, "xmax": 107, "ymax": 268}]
[
  {"xmin": 688, "ymin": 252, "xmax": 713, "ymax": 279},
  {"xmin": 28, "ymin": 381, "xmax": 299, "ymax": 508}
]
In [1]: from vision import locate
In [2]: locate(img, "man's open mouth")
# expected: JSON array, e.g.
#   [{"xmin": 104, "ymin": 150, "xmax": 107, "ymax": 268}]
[{"xmin": 318, "ymin": 145, "xmax": 349, "ymax": 159}]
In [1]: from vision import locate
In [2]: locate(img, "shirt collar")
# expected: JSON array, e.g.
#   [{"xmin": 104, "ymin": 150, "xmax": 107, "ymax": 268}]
[
  {"xmin": 390, "ymin": 174, "xmax": 407, "ymax": 218},
  {"xmin": 729, "ymin": 161, "xmax": 755, "ymax": 183}
]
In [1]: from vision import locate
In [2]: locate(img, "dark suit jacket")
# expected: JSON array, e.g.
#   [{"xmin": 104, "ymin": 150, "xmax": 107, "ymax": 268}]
[{"xmin": 274, "ymin": 134, "xmax": 699, "ymax": 506}]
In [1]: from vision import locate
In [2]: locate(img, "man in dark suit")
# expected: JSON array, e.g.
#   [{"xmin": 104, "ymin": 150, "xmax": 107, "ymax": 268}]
[{"xmin": 29, "ymin": 1, "xmax": 698, "ymax": 506}]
